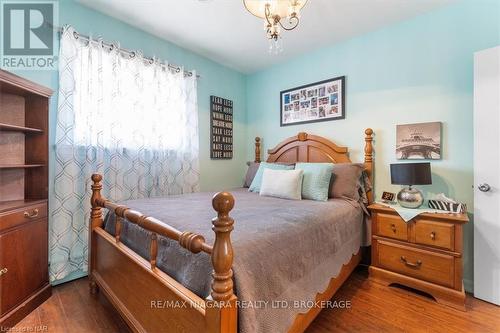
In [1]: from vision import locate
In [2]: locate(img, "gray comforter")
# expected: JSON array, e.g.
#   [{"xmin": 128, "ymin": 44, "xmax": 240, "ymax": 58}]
[{"xmin": 104, "ymin": 188, "xmax": 365, "ymax": 333}]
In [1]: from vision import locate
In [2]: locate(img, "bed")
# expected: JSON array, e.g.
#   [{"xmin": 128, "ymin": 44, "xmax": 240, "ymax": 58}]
[{"xmin": 88, "ymin": 129, "xmax": 375, "ymax": 333}]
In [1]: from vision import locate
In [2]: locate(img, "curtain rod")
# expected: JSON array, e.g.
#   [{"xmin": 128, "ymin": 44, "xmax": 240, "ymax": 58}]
[{"xmin": 55, "ymin": 25, "xmax": 200, "ymax": 78}]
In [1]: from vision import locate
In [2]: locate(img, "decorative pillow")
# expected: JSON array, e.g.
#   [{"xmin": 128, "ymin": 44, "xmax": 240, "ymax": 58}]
[
  {"xmin": 243, "ymin": 162, "xmax": 260, "ymax": 188},
  {"xmin": 295, "ymin": 162, "xmax": 334, "ymax": 201},
  {"xmin": 329, "ymin": 163, "xmax": 365, "ymax": 200},
  {"xmin": 249, "ymin": 162, "xmax": 294, "ymax": 192},
  {"xmin": 259, "ymin": 169, "xmax": 304, "ymax": 200}
]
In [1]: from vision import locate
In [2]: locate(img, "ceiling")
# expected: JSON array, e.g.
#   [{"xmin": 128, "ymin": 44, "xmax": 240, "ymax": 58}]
[{"xmin": 78, "ymin": 0, "xmax": 455, "ymax": 74}]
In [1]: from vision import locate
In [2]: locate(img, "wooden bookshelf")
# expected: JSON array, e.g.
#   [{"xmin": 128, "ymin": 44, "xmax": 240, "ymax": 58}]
[{"xmin": 0, "ymin": 69, "xmax": 52, "ymax": 329}]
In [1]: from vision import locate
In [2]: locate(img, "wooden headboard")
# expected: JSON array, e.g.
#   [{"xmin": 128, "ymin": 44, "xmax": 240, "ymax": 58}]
[{"xmin": 254, "ymin": 128, "xmax": 374, "ymax": 201}]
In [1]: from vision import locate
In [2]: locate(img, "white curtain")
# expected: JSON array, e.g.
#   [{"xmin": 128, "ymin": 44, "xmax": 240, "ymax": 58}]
[{"xmin": 50, "ymin": 26, "xmax": 199, "ymax": 282}]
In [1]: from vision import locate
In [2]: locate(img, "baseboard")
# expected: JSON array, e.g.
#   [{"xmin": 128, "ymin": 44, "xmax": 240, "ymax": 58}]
[
  {"xmin": 464, "ymin": 278, "xmax": 473, "ymax": 293},
  {"xmin": 0, "ymin": 284, "xmax": 51, "ymax": 329}
]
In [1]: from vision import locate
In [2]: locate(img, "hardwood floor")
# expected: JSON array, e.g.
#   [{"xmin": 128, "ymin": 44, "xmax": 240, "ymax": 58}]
[
  {"xmin": 11, "ymin": 267, "xmax": 500, "ymax": 333},
  {"xmin": 12, "ymin": 277, "xmax": 129, "ymax": 333},
  {"xmin": 306, "ymin": 268, "xmax": 500, "ymax": 333}
]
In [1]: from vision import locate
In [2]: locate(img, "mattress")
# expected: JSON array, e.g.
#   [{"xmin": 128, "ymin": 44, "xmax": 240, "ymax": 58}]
[{"xmin": 104, "ymin": 188, "xmax": 365, "ymax": 332}]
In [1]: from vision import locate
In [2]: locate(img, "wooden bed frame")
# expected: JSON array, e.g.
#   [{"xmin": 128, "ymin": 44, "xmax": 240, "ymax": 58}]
[{"xmin": 88, "ymin": 129, "xmax": 374, "ymax": 333}]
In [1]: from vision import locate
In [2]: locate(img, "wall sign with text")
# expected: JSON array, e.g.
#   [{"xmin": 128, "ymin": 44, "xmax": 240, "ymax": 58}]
[
  {"xmin": 280, "ymin": 76, "xmax": 345, "ymax": 126},
  {"xmin": 210, "ymin": 95, "xmax": 233, "ymax": 159}
]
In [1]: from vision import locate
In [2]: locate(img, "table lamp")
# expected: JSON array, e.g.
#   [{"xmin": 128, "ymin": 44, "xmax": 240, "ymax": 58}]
[{"xmin": 390, "ymin": 162, "xmax": 432, "ymax": 208}]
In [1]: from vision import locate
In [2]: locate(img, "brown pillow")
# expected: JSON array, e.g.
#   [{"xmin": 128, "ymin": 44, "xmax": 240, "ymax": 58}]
[
  {"xmin": 243, "ymin": 162, "xmax": 297, "ymax": 188},
  {"xmin": 329, "ymin": 163, "xmax": 364, "ymax": 199},
  {"xmin": 244, "ymin": 162, "xmax": 260, "ymax": 187}
]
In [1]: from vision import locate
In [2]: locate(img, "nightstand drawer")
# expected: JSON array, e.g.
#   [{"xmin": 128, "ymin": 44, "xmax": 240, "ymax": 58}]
[
  {"xmin": 414, "ymin": 219, "xmax": 454, "ymax": 250},
  {"xmin": 375, "ymin": 213, "xmax": 408, "ymax": 241},
  {"xmin": 376, "ymin": 240, "xmax": 455, "ymax": 288}
]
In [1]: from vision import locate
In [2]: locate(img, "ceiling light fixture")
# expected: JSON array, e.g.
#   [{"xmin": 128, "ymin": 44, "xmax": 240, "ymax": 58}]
[{"xmin": 243, "ymin": 0, "xmax": 308, "ymax": 54}]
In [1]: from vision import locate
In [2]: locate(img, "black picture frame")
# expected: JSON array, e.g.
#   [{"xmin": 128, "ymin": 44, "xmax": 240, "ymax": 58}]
[
  {"xmin": 280, "ymin": 76, "xmax": 346, "ymax": 127},
  {"xmin": 210, "ymin": 95, "xmax": 233, "ymax": 159}
]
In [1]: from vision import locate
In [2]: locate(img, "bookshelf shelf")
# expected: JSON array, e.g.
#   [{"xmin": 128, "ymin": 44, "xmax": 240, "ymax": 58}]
[
  {"xmin": 0, "ymin": 164, "xmax": 45, "ymax": 169},
  {"xmin": 0, "ymin": 122, "xmax": 43, "ymax": 133}
]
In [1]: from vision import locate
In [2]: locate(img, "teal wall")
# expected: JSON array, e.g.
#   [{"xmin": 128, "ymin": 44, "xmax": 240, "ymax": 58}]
[
  {"xmin": 10, "ymin": 0, "xmax": 248, "ymax": 194},
  {"xmin": 245, "ymin": 0, "xmax": 500, "ymax": 291}
]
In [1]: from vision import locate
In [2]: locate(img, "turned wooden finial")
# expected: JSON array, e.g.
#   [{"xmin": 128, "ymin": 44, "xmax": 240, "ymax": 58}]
[
  {"xmin": 89, "ymin": 174, "xmax": 104, "ymax": 295},
  {"xmin": 211, "ymin": 192, "xmax": 235, "ymax": 301},
  {"xmin": 91, "ymin": 174, "xmax": 103, "ymax": 208},
  {"xmin": 255, "ymin": 137, "xmax": 261, "ymax": 163},
  {"xmin": 364, "ymin": 128, "xmax": 374, "ymax": 203},
  {"xmin": 364, "ymin": 128, "xmax": 374, "ymax": 165},
  {"xmin": 91, "ymin": 173, "xmax": 102, "ymax": 182},
  {"xmin": 90, "ymin": 174, "xmax": 104, "ymax": 229}
]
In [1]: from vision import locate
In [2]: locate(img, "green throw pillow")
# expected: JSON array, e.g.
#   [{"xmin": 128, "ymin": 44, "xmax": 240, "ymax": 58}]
[{"xmin": 295, "ymin": 162, "xmax": 334, "ymax": 201}]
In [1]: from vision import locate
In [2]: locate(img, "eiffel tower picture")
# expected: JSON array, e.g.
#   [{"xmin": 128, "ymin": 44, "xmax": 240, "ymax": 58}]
[{"xmin": 396, "ymin": 122, "xmax": 441, "ymax": 160}]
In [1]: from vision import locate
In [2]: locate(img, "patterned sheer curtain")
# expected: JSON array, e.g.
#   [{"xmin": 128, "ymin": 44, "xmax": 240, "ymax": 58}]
[{"xmin": 50, "ymin": 26, "xmax": 199, "ymax": 282}]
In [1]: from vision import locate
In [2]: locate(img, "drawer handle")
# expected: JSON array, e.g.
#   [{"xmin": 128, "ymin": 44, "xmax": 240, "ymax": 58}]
[
  {"xmin": 430, "ymin": 231, "xmax": 436, "ymax": 240},
  {"xmin": 390, "ymin": 223, "xmax": 397, "ymax": 233},
  {"xmin": 24, "ymin": 208, "xmax": 39, "ymax": 219},
  {"xmin": 400, "ymin": 256, "xmax": 422, "ymax": 268},
  {"xmin": 0, "ymin": 267, "xmax": 7, "ymax": 276}
]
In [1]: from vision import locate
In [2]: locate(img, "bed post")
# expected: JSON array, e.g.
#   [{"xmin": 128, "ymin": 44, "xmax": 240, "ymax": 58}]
[
  {"xmin": 254, "ymin": 137, "xmax": 261, "ymax": 163},
  {"xmin": 364, "ymin": 128, "xmax": 374, "ymax": 203},
  {"xmin": 207, "ymin": 192, "xmax": 237, "ymax": 333},
  {"xmin": 89, "ymin": 174, "xmax": 104, "ymax": 294}
]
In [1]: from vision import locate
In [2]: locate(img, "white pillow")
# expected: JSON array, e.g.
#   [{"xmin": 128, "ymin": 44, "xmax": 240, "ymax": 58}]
[{"xmin": 259, "ymin": 169, "xmax": 304, "ymax": 200}]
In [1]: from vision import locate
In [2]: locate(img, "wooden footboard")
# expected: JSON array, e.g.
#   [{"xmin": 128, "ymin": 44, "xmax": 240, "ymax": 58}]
[{"xmin": 89, "ymin": 174, "xmax": 237, "ymax": 333}]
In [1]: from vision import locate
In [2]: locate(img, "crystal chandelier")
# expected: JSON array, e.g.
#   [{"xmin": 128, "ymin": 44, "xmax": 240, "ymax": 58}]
[{"xmin": 243, "ymin": 0, "xmax": 308, "ymax": 54}]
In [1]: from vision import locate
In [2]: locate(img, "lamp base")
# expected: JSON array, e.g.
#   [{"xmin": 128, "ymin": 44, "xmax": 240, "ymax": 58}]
[{"xmin": 397, "ymin": 186, "xmax": 424, "ymax": 209}]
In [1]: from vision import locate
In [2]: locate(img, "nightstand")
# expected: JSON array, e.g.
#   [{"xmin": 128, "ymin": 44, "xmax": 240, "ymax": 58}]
[{"xmin": 368, "ymin": 203, "xmax": 469, "ymax": 310}]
